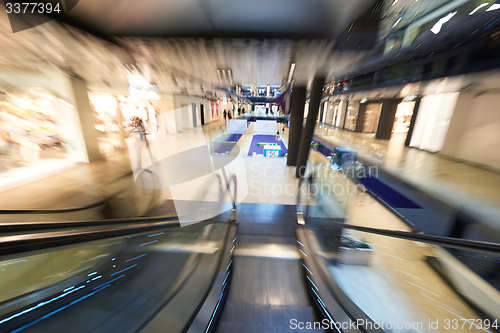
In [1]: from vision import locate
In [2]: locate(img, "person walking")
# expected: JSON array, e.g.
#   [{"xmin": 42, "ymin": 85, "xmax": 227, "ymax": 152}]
[
  {"xmin": 126, "ymin": 116, "xmax": 152, "ymax": 171},
  {"xmin": 223, "ymin": 109, "xmax": 227, "ymax": 123}
]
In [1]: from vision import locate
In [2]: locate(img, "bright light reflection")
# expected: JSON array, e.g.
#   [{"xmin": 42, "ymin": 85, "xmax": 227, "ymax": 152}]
[
  {"xmin": 486, "ymin": 3, "xmax": 500, "ymax": 11},
  {"xmin": 431, "ymin": 11, "xmax": 457, "ymax": 34},
  {"xmin": 469, "ymin": 3, "xmax": 489, "ymax": 15}
]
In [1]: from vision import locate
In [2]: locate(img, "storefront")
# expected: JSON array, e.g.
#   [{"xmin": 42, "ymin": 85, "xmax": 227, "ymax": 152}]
[
  {"xmin": 0, "ymin": 87, "xmax": 75, "ymax": 186},
  {"xmin": 89, "ymin": 92, "xmax": 123, "ymax": 156},
  {"xmin": 88, "ymin": 91, "xmax": 164, "ymax": 157},
  {"xmin": 362, "ymin": 102, "xmax": 382, "ymax": 133},
  {"xmin": 210, "ymin": 102, "xmax": 220, "ymax": 121},
  {"xmin": 410, "ymin": 93, "xmax": 458, "ymax": 152},
  {"xmin": 344, "ymin": 101, "xmax": 359, "ymax": 131},
  {"xmin": 323, "ymin": 101, "xmax": 335, "ymax": 125},
  {"xmin": 392, "ymin": 101, "xmax": 416, "ymax": 136}
]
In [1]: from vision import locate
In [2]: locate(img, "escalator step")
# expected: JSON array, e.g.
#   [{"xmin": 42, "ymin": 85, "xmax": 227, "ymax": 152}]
[
  {"xmin": 220, "ymin": 302, "xmax": 317, "ymax": 327},
  {"xmin": 217, "ymin": 321, "xmax": 324, "ymax": 333}
]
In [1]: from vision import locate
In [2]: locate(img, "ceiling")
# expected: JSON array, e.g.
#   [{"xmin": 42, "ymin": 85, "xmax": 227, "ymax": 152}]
[
  {"xmin": 63, "ymin": 0, "xmax": 374, "ymax": 39},
  {"xmin": 0, "ymin": 0, "xmax": 377, "ymax": 95}
]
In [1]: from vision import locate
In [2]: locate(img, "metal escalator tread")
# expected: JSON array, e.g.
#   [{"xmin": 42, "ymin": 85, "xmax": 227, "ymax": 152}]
[
  {"xmin": 217, "ymin": 321, "xmax": 324, "ymax": 333},
  {"xmin": 216, "ymin": 203, "xmax": 324, "ymax": 333}
]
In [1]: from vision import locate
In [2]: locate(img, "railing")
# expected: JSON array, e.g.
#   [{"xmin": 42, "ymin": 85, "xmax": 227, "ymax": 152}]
[{"xmin": 298, "ymin": 176, "xmax": 500, "ymax": 255}]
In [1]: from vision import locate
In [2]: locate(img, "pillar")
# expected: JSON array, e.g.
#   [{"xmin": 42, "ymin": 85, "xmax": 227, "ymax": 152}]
[
  {"xmin": 286, "ymin": 86, "xmax": 306, "ymax": 167},
  {"xmin": 70, "ymin": 77, "xmax": 102, "ymax": 162},
  {"xmin": 338, "ymin": 99, "xmax": 347, "ymax": 129},
  {"xmin": 376, "ymin": 99, "xmax": 401, "ymax": 140},
  {"xmin": 296, "ymin": 77, "xmax": 325, "ymax": 178}
]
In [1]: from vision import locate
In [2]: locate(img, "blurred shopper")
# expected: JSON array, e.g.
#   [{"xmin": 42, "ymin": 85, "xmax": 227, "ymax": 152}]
[
  {"xmin": 127, "ymin": 116, "xmax": 152, "ymax": 171},
  {"xmin": 228, "ymin": 110, "xmax": 232, "ymax": 120},
  {"xmin": 223, "ymin": 109, "xmax": 227, "ymax": 123}
]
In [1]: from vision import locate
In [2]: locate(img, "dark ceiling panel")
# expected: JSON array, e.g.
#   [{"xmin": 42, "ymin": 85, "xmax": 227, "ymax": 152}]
[{"xmin": 61, "ymin": 0, "xmax": 377, "ymax": 39}]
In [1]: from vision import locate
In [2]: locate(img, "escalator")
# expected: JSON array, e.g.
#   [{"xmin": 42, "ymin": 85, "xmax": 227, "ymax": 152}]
[
  {"xmin": 0, "ymin": 172, "xmax": 237, "ymax": 333},
  {"xmin": 1, "ymin": 169, "xmax": 500, "ymax": 333},
  {"xmin": 216, "ymin": 203, "xmax": 323, "ymax": 333}
]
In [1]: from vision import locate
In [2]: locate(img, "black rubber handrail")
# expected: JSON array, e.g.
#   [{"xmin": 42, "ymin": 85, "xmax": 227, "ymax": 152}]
[
  {"xmin": 0, "ymin": 215, "xmax": 179, "ymax": 233},
  {"xmin": 0, "ymin": 218, "xmax": 185, "ymax": 256},
  {"xmin": 0, "ymin": 173, "xmax": 238, "ymax": 256},
  {"xmin": 298, "ymin": 176, "xmax": 500, "ymax": 255}
]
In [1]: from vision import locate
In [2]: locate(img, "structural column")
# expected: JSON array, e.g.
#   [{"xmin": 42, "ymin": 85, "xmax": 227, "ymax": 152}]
[
  {"xmin": 296, "ymin": 77, "xmax": 325, "ymax": 178},
  {"xmin": 286, "ymin": 86, "xmax": 306, "ymax": 166},
  {"xmin": 338, "ymin": 99, "xmax": 347, "ymax": 129},
  {"xmin": 70, "ymin": 76, "xmax": 102, "ymax": 162}
]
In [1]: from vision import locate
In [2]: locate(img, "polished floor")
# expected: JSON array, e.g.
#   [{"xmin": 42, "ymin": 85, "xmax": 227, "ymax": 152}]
[{"xmin": 208, "ymin": 120, "xmax": 297, "ymax": 205}]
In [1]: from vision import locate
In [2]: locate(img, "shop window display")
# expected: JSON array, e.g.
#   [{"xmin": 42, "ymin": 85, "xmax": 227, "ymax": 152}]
[
  {"xmin": 0, "ymin": 89, "xmax": 66, "ymax": 176},
  {"xmin": 344, "ymin": 102, "xmax": 359, "ymax": 131},
  {"xmin": 363, "ymin": 103, "xmax": 382, "ymax": 133},
  {"xmin": 118, "ymin": 95, "xmax": 159, "ymax": 133},
  {"xmin": 210, "ymin": 102, "xmax": 219, "ymax": 120},
  {"xmin": 392, "ymin": 101, "xmax": 415, "ymax": 135},
  {"xmin": 89, "ymin": 92, "xmax": 122, "ymax": 156}
]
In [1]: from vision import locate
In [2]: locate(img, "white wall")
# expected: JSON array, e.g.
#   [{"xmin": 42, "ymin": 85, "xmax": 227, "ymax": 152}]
[
  {"xmin": 174, "ymin": 95, "xmax": 211, "ymax": 132},
  {"xmin": 157, "ymin": 97, "xmax": 176, "ymax": 134},
  {"xmin": 410, "ymin": 92, "xmax": 459, "ymax": 153},
  {"xmin": 441, "ymin": 92, "xmax": 500, "ymax": 170},
  {"xmin": 255, "ymin": 120, "xmax": 278, "ymax": 135}
]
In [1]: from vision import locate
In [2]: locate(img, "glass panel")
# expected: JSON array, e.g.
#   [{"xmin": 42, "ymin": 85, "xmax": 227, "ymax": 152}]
[
  {"xmin": 0, "ymin": 219, "xmax": 230, "ymax": 333},
  {"xmin": 300, "ymin": 147, "xmax": 500, "ymax": 333}
]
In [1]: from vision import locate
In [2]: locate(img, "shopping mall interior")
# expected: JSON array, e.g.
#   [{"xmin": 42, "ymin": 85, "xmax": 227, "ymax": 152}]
[{"xmin": 1, "ymin": 0, "xmax": 500, "ymax": 332}]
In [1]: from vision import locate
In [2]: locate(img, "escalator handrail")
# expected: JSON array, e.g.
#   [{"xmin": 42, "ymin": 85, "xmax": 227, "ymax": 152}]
[
  {"xmin": 0, "ymin": 215, "xmax": 179, "ymax": 233},
  {"xmin": 298, "ymin": 176, "xmax": 500, "ymax": 254},
  {"xmin": 0, "ymin": 218, "xmax": 182, "ymax": 257},
  {"xmin": 0, "ymin": 173, "xmax": 238, "ymax": 256}
]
